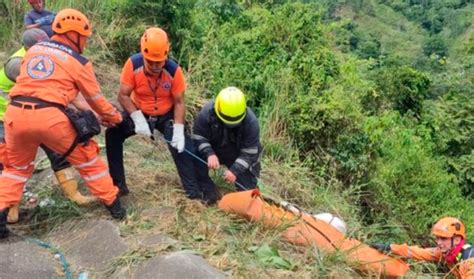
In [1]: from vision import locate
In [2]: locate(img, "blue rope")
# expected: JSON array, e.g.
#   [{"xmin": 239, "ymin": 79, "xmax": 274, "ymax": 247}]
[
  {"xmin": 11, "ymin": 232, "xmax": 73, "ymax": 279},
  {"xmin": 160, "ymin": 137, "xmax": 250, "ymax": 191}
]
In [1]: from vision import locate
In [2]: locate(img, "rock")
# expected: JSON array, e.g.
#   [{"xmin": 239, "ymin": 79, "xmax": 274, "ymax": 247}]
[
  {"xmin": 0, "ymin": 236, "xmax": 61, "ymax": 279},
  {"xmin": 139, "ymin": 233, "xmax": 178, "ymax": 249},
  {"xmin": 51, "ymin": 220, "xmax": 129, "ymax": 271},
  {"xmin": 134, "ymin": 250, "xmax": 226, "ymax": 279}
]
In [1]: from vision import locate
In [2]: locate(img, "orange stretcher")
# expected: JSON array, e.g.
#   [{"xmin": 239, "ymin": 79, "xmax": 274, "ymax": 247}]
[{"xmin": 218, "ymin": 189, "xmax": 409, "ymax": 277}]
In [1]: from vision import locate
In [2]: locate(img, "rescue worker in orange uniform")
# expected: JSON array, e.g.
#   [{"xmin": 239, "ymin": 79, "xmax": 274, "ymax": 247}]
[
  {"xmin": 0, "ymin": 29, "xmax": 97, "ymax": 224},
  {"xmin": 105, "ymin": 27, "xmax": 205, "ymax": 200},
  {"xmin": 0, "ymin": 8, "xmax": 125, "ymax": 239},
  {"xmin": 372, "ymin": 217, "xmax": 474, "ymax": 278}
]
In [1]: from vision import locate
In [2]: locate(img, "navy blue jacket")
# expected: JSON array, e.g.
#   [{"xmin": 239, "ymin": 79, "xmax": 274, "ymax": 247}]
[{"xmin": 192, "ymin": 101, "xmax": 261, "ymax": 176}]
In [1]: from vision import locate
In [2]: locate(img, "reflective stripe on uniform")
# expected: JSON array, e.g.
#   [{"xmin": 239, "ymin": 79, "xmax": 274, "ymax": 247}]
[
  {"xmin": 2, "ymin": 172, "xmax": 28, "ymax": 182},
  {"xmin": 84, "ymin": 94, "xmax": 103, "ymax": 101},
  {"xmin": 191, "ymin": 134, "xmax": 207, "ymax": 141},
  {"xmin": 241, "ymin": 147, "xmax": 258, "ymax": 154},
  {"xmin": 11, "ymin": 164, "xmax": 31, "ymax": 171},
  {"xmin": 198, "ymin": 142, "xmax": 211, "ymax": 152},
  {"xmin": 235, "ymin": 158, "xmax": 250, "ymax": 169},
  {"xmin": 73, "ymin": 156, "xmax": 98, "ymax": 169},
  {"xmin": 82, "ymin": 170, "xmax": 109, "ymax": 182}
]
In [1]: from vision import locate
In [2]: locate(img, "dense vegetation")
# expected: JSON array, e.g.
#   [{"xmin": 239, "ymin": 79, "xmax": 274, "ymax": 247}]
[{"xmin": 1, "ymin": 0, "xmax": 472, "ymax": 275}]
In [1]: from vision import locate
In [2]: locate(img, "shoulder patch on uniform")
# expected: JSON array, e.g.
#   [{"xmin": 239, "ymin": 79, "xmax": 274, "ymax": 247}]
[
  {"xmin": 26, "ymin": 55, "xmax": 55, "ymax": 79},
  {"xmin": 130, "ymin": 53, "xmax": 144, "ymax": 71},
  {"xmin": 164, "ymin": 58, "xmax": 179, "ymax": 77},
  {"xmin": 38, "ymin": 40, "xmax": 88, "ymax": 65}
]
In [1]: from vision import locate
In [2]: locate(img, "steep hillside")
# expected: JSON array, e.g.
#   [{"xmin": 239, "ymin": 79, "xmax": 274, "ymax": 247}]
[{"xmin": 0, "ymin": 0, "xmax": 473, "ymax": 277}]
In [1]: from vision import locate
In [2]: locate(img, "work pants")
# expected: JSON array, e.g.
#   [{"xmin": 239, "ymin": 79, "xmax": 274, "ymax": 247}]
[
  {"xmin": 105, "ymin": 110, "xmax": 215, "ymax": 198},
  {"xmin": 0, "ymin": 105, "xmax": 118, "ymax": 210}
]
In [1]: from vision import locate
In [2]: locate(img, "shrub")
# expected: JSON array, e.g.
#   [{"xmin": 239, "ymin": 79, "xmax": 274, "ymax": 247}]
[
  {"xmin": 364, "ymin": 112, "xmax": 474, "ymax": 241},
  {"xmin": 376, "ymin": 66, "xmax": 431, "ymax": 117},
  {"xmin": 423, "ymin": 36, "xmax": 448, "ymax": 57}
]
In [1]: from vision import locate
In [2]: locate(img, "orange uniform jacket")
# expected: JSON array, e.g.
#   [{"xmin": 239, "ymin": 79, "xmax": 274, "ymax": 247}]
[
  {"xmin": 120, "ymin": 53, "xmax": 186, "ymax": 116},
  {"xmin": 10, "ymin": 40, "xmax": 121, "ymax": 123},
  {"xmin": 391, "ymin": 244, "xmax": 474, "ymax": 278}
]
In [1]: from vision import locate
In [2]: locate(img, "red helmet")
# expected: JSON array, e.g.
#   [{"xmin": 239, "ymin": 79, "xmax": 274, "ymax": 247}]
[
  {"xmin": 141, "ymin": 27, "xmax": 169, "ymax": 62},
  {"xmin": 432, "ymin": 217, "xmax": 466, "ymax": 239},
  {"xmin": 28, "ymin": 0, "xmax": 42, "ymax": 4},
  {"xmin": 52, "ymin": 9, "xmax": 92, "ymax": 37}
]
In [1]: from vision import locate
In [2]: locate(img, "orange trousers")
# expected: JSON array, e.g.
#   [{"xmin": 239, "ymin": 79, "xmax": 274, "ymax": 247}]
[{"xmin": 0, "ymin": 105, "xmax": 118, "ymax": 210}]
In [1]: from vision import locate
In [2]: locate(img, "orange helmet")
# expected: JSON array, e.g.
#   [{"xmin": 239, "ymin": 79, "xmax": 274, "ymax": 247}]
[
  {"xmin": 52, "ymin": 9, "xmax": 92, "ymax": 37},
  {"xmin": 141, "ymin": 27, "xmax": 169, "ymax": 62},
  {"xmin": 432, "ymin": 217, "xmax": 466, "ymax": 239}
]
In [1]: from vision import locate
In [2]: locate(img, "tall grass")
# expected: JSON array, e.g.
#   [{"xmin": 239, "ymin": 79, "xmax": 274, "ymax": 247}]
[{"xmin": 0, "ymin": 0, "xmax": 127, "ymax": 52}]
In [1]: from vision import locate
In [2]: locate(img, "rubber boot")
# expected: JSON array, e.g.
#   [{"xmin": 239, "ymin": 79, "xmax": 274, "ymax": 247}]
[
  {"xmin": 7, "ymin": 203, "xmax": 19, "ymax": 224},
  {"xmin": 105, "ymin": 198, "xmax": 126, "ymax": 220},
  {"xmin": 55, "ymin": 168, "xmax": 97, "ymax": 205},
  {"xmin": 0, "ymin": 208, "xmax": 10, "ymax": 239}
]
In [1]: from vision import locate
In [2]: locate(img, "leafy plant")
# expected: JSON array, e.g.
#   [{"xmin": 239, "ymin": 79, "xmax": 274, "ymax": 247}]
[{"xmin": 254, "ymin": 244, "xmax": 294, "ymax": 270}]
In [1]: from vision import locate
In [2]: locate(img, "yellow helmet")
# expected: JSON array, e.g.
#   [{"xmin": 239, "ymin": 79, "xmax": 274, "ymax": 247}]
[
  {"xmin": 432, "ymin": 217, "xmax": 465, "ymax": 239},
  {"xmin": 214, "ymin": 87, "xmax": 247, "ymax": 126}
]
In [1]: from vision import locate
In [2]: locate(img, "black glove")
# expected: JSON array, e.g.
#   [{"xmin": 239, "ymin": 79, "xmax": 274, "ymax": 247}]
[
  {"xmin": 0, "ymin": 209, "xmax": 10, "ymax": 239},
  {"xmin": 370, "ymin": 243, "xmax": 391, "ymax": 253}
]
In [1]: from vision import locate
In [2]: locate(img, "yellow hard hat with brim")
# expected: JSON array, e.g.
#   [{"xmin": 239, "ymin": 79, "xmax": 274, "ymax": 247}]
[{"xmin": 214, "ymin": 87, "xmax": 247, "ymax": 126}]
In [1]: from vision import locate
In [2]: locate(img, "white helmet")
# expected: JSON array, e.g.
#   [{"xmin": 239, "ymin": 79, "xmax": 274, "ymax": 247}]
[{"xmin": 313, "ymin": 212, "xmax": 347, "ymax": 235}]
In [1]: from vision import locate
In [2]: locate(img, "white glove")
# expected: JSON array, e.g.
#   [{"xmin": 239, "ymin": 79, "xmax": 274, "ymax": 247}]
[
  {"xmin": 171, "ymin": 123, "xmax": 185, "ymax": 153},
  {"xmin": 130, "ymin": 110, "xmax": 151, "ymax": 137}
]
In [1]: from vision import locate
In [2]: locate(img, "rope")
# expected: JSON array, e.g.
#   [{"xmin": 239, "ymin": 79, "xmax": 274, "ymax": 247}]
[
  {"xmin": 159, "ymin": 137, "xmax": 332, "ymax": 229},
  {"xmin": 264, "ymin": 198, "xmax": 339, "ymax": 250},
  {"xmin": 11, "ymin": 231, "xmax": 73, "ymax": 279},
  {"xmin": 160, "ymin": 136, "xmax": 340, "ymax": 248},
  {"xmin": 160, "ymin": 137, "xmax": 250, "ymax": 191}
]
